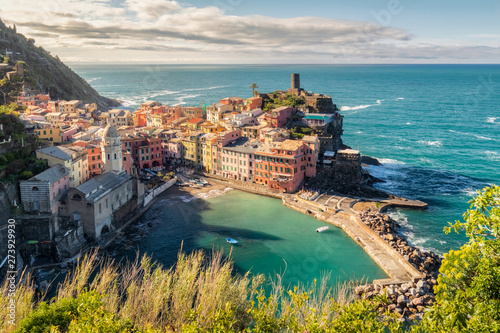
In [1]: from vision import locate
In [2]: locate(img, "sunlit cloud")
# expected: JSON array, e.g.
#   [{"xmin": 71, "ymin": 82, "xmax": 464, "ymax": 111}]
[{"xmin": 1, "ymin": 0, "xmax": 499, "ymax": 63}]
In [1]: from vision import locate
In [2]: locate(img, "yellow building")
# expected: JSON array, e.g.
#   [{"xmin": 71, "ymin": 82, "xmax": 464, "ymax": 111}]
[
  {"xmin": 35, "ymin": 127, "xmax": 62, "ymax": 143},
  {"xmin": 36, "ymin": 145, "xmax": 89, "ymax": 187},
  {"xmin": 181, "ymin": 133, "xmax": 200, "ymax": 166},
  {"xmin": 200, "ymin": 122, "xmax": 226, "ymax": 134},
  {"xmin": 198, "ymin": 133, "xmax": 217, "ymax": 172}
]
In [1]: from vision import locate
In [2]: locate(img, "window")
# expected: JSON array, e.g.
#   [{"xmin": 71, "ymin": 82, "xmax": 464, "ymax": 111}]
[
  {"xmin": 99, "ymin": 203, "xmax": 102, "ymax": 214},
  {"xmin": 114, "ymin": 153, "xmax": 117, "ymax": 159},
  {"xmin": 123, "ymin": 157, "xmax": 126, "ymax": 161},
  {"xmin": 92, "ymin": 164, "xmax": 95, "ymax": 169},
  {"xmin": 92, "ymin": 156, "xmax": 95, "ymax": 161},
  {"xmin": 32, "ymin": 186, "xmax": 39, "ymax": 191}
]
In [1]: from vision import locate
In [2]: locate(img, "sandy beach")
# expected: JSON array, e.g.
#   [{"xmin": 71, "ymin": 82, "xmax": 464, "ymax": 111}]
[{"xmin": 157, "ymin": 179, "xmax": 234, "ymax": 204}]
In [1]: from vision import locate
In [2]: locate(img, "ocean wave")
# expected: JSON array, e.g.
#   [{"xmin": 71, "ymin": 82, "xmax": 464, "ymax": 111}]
[
  {"xmin": 86, "ymin": 77, "xmax": 102, "ymax": 83},
  {"xmin": 378, "ymin": 158, "xmax": 406, "ymax": 165},
  {"xmin": 474, "ymin": 135, "xmax": 495, "ymax": 141},
  {"xmin": 395, "ymin": 97, "xmax": 405, "ymax": 100},
  {"xmin": 340, "ymin": 99, "xmax": 383, "ymax": 111},
  {"xmin": 485, "ymin": 151, "xmax": 500, "ymax": 161},
  {"xmin": 182, "ymin": 85, "xmax": 232, "ymax": 92},
  {"xmin": 366, "ymin": 156, "xmax": 486, "ymax": 200},
  {"xmin": 462, "ymin": 187, "xmax": 479, "ymax": 197},
  {"xmin": 196, "ymin": 187, "xmax": 233, "ymax": 200},
  {"xmin": 487, "ymin": 117, "xmax": 498, "ymax": 124},
  {"xmin": 148, "ymin": 90, "xmax": 182, "ymax": 99},
  {"xmin": 417, "ymin": 140, "xmax": 442, "ymax": 147},
  {"xmin": 387, "ymin": 210, "xmax": 442, "ymax": 253}
]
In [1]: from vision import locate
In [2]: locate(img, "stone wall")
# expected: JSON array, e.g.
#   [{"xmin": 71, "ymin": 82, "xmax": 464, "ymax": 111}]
[
  {"xmin": 199, "ymin": 173, "xmax": 284, "ymax": 198},
  {"xmin": 54, "ymin": 225, "xmax": 86, "ymax": 258}
]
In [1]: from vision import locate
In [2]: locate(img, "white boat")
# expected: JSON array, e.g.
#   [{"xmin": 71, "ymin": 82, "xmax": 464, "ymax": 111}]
[
  {"xmin": 226, "ymin": 238, "xmax": 238, "ymax": 244},
  {"xmin": 316, "ymin": 226, "xmax": 329, "ymax": 233}
]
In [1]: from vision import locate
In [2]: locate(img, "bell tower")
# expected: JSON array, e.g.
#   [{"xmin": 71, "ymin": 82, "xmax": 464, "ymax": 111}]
[{"xmin": 101, "ymin": 124, "xmax": 122, "ymax": 173}]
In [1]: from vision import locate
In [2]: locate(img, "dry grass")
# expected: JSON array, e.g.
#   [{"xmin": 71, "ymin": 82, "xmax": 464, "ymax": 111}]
[{"xmin": 1, "ymin": 249, "xmax": 363, "ymax": 332}]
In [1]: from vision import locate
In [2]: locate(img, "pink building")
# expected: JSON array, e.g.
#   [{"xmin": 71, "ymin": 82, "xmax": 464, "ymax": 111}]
[
  {"xmin": 122, "ymin": 150, "xmax": 132, "ymax": 174},
  {"xmin": 20, "ymin": 164, "xmax": 70, "ymax": 214},
  {"xmin": 61, "ymin": 125, "xmax": 78, "ymax": 142},
  {"xmin": 218, "ymin": 137, "xmax": 260, "ymax": 182},
  {"xmin": 264, "ymin": 106, "xmax": 294, "ymax": 128},
  {"xmin": 164, "ymin": 138, "xmax": 182, "ymax": 165}
]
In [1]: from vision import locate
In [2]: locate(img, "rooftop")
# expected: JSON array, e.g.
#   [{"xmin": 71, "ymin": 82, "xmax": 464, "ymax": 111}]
[
  {"xmin": 37, "ymin": 146, "xmax": 75, "ymax": 161},
  {"xmin": 26, "ymin": 164, "xmax": 69, "ymax": 184},
  {"xmin": 223, "ymin": 137, "xmax": 263, "ymax": 154},
  {"xmin": 76, "ymin": 172, "xmax": 131, "ymax": 202}
]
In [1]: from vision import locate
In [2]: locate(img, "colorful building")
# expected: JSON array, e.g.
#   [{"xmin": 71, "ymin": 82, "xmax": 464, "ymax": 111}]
[
  {"xmin": 20, "ymin": 164, "xmax": 70, "ymax": 214},
  {"xmin": 36, "ymin": 145, "xmax": 89, "ymax": 187},
  {"xmin": 254, "ymin": 140, "xmax": 316, "ymax": 192},
  {"xmin": 264, "ymin": 106, "xmax": 294, "ymax": 128}
]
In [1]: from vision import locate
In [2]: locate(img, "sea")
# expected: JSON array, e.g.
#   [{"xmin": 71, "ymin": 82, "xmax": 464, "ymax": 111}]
[{"xmin": 70, "ymin": 64, "xmax": 500, "ymax": 285}]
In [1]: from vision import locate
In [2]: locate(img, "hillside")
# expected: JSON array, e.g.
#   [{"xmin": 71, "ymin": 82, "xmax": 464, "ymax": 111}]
[{"xmin": 0, "ymin": 18, "xmax": 119, "ymax": 109}]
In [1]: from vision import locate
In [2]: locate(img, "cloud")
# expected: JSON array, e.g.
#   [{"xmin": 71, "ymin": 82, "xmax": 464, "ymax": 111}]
[{"xmin": 1, "ymin": 0, "xmax": 499, "ymax": 63}]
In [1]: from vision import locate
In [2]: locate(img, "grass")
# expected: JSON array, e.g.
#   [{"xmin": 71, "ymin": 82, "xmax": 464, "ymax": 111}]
[{"xmin": 1, "ymin": 250, "xmax": 400, "ymax": 332}]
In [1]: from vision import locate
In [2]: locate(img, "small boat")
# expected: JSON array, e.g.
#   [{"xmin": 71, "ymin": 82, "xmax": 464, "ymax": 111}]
[
  {"xmin": 316, "ymin": 226, "xmax": 329, "ymax": 233},
  {"xmin": 226, "ymin": 238, "xmax": 238, "ymax": 244},
  {"xmin": 200, "ymin": 179, "xmax": 209, "ymax": 185}
]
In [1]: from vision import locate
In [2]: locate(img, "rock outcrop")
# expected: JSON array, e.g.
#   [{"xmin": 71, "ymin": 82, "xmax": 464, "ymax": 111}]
[
  {"xmin": 355, "ymin": 212, "xmax": 442, "ymax": 321},
  {"xmin": 0, "ymin": 18, "xmax": 119, "ymax": 109}
]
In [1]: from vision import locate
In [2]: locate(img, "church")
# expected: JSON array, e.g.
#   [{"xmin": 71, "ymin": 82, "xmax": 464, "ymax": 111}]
[{"xmin": 64, "ymin": 125, "xmax": 144, "ymax": 241}]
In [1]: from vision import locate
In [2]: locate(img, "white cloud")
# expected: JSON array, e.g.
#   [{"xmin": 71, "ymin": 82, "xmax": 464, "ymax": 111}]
[{"xmin": 1, "ymin": 0, "xmax": 499, "ymax": 63}]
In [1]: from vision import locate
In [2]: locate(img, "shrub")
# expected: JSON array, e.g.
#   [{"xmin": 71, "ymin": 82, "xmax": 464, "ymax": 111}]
[{"xmin": 18, "ymin": 170, "xmax": 33, "ymax": 180}]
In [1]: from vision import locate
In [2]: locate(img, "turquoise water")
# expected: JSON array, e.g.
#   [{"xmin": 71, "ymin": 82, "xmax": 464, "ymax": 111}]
[
  {"xmin": 71, "ymin": 64, "xmax": 500, "ymax": 256},
  {"xmin": 123, "ymin": 190, "xmax": 388, "ymax": 286}
]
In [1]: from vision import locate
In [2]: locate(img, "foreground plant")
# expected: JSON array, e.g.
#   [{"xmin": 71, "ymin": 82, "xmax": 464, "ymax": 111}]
[{"xmin": 3, "ymin": 186, "xmax": 499, "ymax": 332}]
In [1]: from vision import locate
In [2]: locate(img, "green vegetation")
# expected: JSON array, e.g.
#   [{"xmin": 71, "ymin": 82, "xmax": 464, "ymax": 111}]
[
  {"xmin": 262, "ymin": 92, "xmax": 305, "ymax": 112},
  {"xmin": 249, "ymin": 83, "xmax": 259, "ymax": 97},
  {"xmin": 413, "ymin": 185, "xmax": 500, "ymax": 332},
  {"xmin": 0, "ymin": 19, "xmax": 117, "ymax": 109},
  {"xmin": 2, "ymin": 186, "xmax": 499, "ymax": 332},
  {"xmin": 290, "ymin": 126, "xmax": 316, "ymax": 140},
  {"xmin": 0, "ymin": 111, "xmax": 48, "ymax": 182}
]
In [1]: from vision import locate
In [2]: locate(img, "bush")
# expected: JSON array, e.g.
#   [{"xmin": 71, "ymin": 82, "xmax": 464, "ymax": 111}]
[
  {"xmin": 15, "ymin": 290, "xmax": 134, "ymax": 333},
  {"xmin": 6, "ymin": 159, "xmax": 25, "ymax": 175},
  {"xmin": 18, "ymin": 170, "xmax": 33, "ymax": 180}
]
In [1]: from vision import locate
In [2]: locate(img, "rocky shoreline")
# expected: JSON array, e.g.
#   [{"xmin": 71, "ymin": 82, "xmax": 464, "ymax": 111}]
[{"xmin": 355, "ymin": 211, "xmax": 442, "ymax": 320}]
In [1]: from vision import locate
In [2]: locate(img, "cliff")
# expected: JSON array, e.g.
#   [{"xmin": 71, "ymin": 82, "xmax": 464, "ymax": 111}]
[{"xmin": 0, "ymin": 18, "xmax": 119, "ymax": 109}]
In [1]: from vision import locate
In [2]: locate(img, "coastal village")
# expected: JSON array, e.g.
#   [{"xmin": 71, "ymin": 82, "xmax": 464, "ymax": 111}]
[
  {"xmin": 1, "ymin": 72, "xmax": 352, "ymax": 260},
  {"xmin": 1, "ymin": 62, "xmax": 439, "ymax": 320}
]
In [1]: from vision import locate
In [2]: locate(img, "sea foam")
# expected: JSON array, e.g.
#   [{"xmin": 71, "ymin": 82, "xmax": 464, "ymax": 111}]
[
  {"xmin": 340, "ymin": 99, "xmax": 383, "ymax": 111},
  {"xmin": 417, "ymin": 140, "xmax": 442, "ymax": 147}
]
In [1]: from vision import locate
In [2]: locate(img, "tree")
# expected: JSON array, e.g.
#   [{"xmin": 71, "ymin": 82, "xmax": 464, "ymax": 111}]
[
  {"xmin": 249, "ymin": 83, "xmax": 259, "ymax": 97},
  {"xmin": 413, "ymin": 185, "xmax": 500, "ymax": 332}
]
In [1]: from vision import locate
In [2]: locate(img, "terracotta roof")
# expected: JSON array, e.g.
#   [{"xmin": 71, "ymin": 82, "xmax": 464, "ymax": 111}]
[{"xmin": 187, "ymin": 118, "xmax": 204, "ymax": 123}]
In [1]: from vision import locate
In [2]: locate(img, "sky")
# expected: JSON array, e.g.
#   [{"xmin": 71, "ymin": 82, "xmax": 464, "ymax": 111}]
[{"xmin": 1, "ymin": 0, "xmax": 499, "ymax": 64}]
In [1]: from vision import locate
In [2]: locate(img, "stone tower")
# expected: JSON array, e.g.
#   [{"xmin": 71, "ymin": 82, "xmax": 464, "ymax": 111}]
[
  {"xmin": 101, "ymin": 124, "xmax": 122, "ymax": 173},
  {"xmin": 291, "ymin": 73, "xmax": 300, "ymax": 90}
]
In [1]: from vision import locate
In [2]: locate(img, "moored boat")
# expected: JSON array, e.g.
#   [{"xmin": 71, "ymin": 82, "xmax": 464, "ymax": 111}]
[
  {"xmin": 226, "ymin": 238, "xmax": 238, "ymax": 244},
  {"xmin": 316, "ymin": 226, "xmax": 329, "ymax": 233}
]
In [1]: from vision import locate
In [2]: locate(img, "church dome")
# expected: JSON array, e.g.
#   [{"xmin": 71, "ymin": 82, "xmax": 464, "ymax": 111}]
[{"xmin": 103, "ymin": 124, "xmax": 119, "ymax": 138}]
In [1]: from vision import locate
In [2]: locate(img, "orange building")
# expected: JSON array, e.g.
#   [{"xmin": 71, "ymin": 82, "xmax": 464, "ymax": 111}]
[
  {"xmin": 133, "ymin": 110, "xmax": 149, "ymax": 127},
  {"xmin": 254, "ymin": 140, "xmax": 316, "ymax": 192},
  {"xmin": 74, "ymin": 141, "xmax": 104, "ymax": 176}
]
